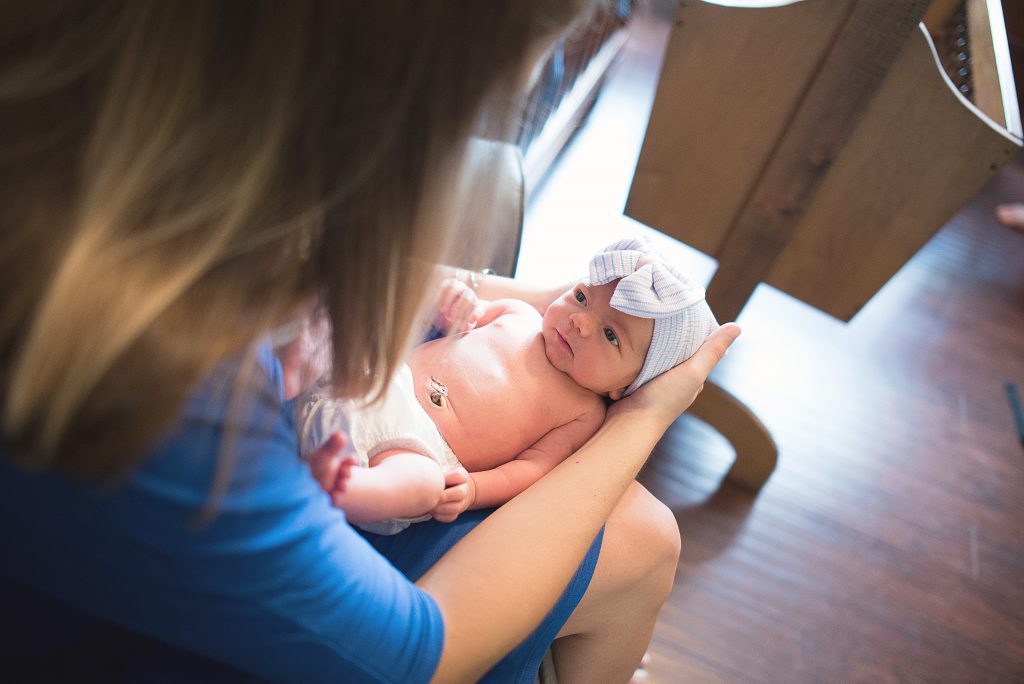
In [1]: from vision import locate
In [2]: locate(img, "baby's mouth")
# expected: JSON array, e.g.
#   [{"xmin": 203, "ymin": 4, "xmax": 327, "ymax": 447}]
[{"xmin": 556, "ymin": 329, "xmax": 573, "ymax": 355}]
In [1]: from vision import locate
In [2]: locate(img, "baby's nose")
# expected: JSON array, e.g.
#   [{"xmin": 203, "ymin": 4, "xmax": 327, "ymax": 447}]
[{"xmin": 570, "ymin": 312, "xmax": 594, "ymax": 337}]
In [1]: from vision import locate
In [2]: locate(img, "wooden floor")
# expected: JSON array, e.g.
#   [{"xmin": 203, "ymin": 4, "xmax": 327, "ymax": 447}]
[{"xmin": 521, "ymin": 5, "xmax": 1024, "ymax": 682}]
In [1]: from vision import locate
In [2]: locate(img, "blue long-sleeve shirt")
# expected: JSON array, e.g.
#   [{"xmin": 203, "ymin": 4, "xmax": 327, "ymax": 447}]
[{"xmin": 0, "ymin": 344, "xmax": 444, "ymax": 683}]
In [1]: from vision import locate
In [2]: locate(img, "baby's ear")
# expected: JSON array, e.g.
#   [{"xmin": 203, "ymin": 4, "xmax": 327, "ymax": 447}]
[{"xmin": 608, "ymin": 387, "xmax": 626, "ymax": 401}]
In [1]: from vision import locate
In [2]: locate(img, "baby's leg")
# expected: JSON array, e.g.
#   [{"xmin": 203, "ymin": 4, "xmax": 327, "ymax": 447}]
[{"xmin": 335, "ymin": 450, "xmax": 446, "ymax": 525}]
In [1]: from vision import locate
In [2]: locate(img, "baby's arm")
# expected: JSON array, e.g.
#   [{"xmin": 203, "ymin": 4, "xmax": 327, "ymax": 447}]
[
  {"xmin": 469, "ymin": 404, "xmax": 606, "ymax": 510},
  {"xmin": 435, "ymin": 278, "xmax": 487, "ymax": 334},
  {"xmin": 315, "ymin": 447, "xmax": 446, "ymax": 525}
]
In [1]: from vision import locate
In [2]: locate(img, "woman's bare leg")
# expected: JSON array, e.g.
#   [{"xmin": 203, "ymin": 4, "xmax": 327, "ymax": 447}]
[
  {"xmin": 630, "ymin": 652, "xmax": 652, "ymax": 684},
  {"xmin": 996, "ymin": 203, "xmax": 1024, "ymax": 230},
  {"xmin": 550, "ymin": 481, "xmax": 680, "ymax": 684}
]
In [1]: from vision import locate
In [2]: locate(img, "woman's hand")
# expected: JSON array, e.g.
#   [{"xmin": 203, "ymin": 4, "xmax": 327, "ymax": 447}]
[
  {"xmin": 274, "ymin": 312, "xmax": 332, "ymax": 400},
  {"xmin": 461, "ymin": 269, "xmax": 574, "ymax": 316},
  {"xmin": 609, "ymin": 323, "xmax": 741, "ymax": 426},
  {"xmin": 308, "ymin": 432, "xmax": 357, "ymax": 497}
]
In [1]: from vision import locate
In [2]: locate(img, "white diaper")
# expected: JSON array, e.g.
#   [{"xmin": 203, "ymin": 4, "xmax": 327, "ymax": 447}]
[{"xmin": 296, "ymin": 364, "xmax": 460, "ymax": 535}]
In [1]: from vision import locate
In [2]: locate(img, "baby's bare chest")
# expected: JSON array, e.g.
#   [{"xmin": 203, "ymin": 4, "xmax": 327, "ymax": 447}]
[{"xmin": 408, "ymin": 317, "xmax": 595, "ymax": 469}]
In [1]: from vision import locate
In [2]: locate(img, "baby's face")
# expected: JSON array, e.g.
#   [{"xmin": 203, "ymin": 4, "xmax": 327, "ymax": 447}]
[{"xmin": 541, "ymin": 281, "xmax": 653, "ymax": 399}]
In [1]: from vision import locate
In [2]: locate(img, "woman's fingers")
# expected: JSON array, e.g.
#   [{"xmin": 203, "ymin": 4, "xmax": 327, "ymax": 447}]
[
  {"xmin": 333, "ymin": 455, "xmax": 358, "ymax": 494},
  {"xmin": 308, "ymin": 432, "xmax": 347, "ymax": 491},
  {"xmin": 683, "ymin": 323, "xmax": 741, "ymax": 382},
  {"xmin": 613, "ymin": 323, "xmax": 741, "ymax": 422}
]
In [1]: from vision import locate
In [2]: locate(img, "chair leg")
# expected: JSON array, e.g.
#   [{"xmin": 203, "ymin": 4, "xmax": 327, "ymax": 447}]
[{"xmin": 687, "ymin": 381, "xmax": 778, "ymax": 492}]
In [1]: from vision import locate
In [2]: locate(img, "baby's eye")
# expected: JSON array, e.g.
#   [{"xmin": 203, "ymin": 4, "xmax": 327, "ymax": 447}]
[
  {"xmin": 430, "ymin": 391, "xmax": 446, "ymax": 408},
  {"xmin": 604, "ymin": 328, "xmax": 619, "ymax": 347},
  {"xmin": 574, "ymin": 289, "xmax": 587, "ymax": 305}
]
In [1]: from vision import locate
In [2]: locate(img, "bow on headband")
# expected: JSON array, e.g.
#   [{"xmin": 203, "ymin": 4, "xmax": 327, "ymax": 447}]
[{"xmin": 587, "ymin": 238, "xmax": 706, "ymax": 319}]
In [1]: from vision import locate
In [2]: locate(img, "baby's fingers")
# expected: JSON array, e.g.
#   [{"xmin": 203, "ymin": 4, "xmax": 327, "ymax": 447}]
[
  {"xmin": 433, "ymin": 479, "xmax": 470, "ymax": 514},
  {"xmin": 438, "ymin": 279, "xmax": 468, "ymax": 313},
  {"xmin": 432, "ymin": 508, "xmax": 459, "ymax": 523},
  {"xmin": 447, "ymin": 294, "xmax": 479, "ymax": 331},
  {"xmin": 432, "ymin": 490, "xmax": 468, "ymax": 522},
  {"xmin": 464, "ymin": 302, "xmax": 486, "ymax": 330},
  {"xmin": 442, "ymin": 466, "xmax": 469, "ymax": 488},
  {"xmin": 439, "ymin": 482, "xmax": 469, "ymax": 504}
]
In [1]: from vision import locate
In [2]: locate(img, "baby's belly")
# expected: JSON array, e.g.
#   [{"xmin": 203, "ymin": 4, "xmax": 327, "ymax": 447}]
[
  {"xmin": 424, "ymin": 378, "xmax": 561, "ymax": 471},
  {"xmin": 448, "ymin": 408, "xmax": 550, "ymax": 471}
]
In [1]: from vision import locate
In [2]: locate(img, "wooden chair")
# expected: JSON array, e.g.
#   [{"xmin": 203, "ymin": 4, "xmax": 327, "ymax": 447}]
[
  {"xmin": 625, "ymin": 0, "xmax": 1022, "ymax": 491},
  {"xmin": 454, "ymin": 138, "xmax": 526, "ymax": 278}
]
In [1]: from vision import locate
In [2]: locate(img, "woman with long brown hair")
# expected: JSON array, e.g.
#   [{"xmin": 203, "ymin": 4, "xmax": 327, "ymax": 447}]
[{"xmin": 0, "ymin": 2, "xmax": 739, "ymax": 681}]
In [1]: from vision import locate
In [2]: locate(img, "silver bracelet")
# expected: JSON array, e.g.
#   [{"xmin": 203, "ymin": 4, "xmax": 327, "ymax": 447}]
[{"xmin": 457, "ymin": 267, "xmax": 493, "ymax": 292}]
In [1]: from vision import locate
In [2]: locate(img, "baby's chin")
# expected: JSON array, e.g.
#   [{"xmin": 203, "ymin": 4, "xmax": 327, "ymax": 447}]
[
  {"xmin": 541, "ymin": 340, "xmax": 568, "ymax": 375},
  {"xmin": 541, "ymin": 332, "xmax": 618, "ymax": 396},
  {"xmin": 566, "ymin": 369, "xmax": 615, "ymax": 398}
]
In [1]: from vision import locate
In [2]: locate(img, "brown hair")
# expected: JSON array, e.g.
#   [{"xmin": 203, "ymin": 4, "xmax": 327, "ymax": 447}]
[{"xmin": 0, "ymin": 1, "xmax": 589, "ymax": 477}]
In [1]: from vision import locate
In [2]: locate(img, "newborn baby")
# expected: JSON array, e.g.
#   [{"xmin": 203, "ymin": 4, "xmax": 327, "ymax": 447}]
[{"xmin": 296, "ymin": 237, "xmax": 718, "ymax": 533}]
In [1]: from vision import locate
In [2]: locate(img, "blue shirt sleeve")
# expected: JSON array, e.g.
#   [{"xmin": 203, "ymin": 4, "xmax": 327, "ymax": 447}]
[{"xmin": 0, "ymin": 343, "xmax": 444, "ymax": 683}]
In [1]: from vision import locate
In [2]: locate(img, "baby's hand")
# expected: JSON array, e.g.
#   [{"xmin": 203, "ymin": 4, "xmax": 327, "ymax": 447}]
[
  {"xmin": 436, "ymin": 278, "xmax": 485, "ymax": 334},
  {"xmin": 431, "ymin": 466, "xmax": 476, "ymax": 523}
]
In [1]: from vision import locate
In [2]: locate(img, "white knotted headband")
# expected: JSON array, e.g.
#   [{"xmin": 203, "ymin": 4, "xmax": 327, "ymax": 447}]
[{"xmin": 588, "ymin": 237, "xmax": 719, "ymax": 396}]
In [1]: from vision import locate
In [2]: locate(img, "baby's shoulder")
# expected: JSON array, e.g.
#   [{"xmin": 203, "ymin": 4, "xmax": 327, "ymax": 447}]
[
  {"xmin": 491, "ymin": 298, "xmax": 541, "ymax": 323},
  {"xmin": 578, "ymin": 391, "xmax": 607, "ymax": 422},
  {"xmin": 554, "ymin": 381, "xmax": 606, "ymax": 423},
  {"xmin": 497, "ymin": 298, "xmax": 540, "ymax": 316}
]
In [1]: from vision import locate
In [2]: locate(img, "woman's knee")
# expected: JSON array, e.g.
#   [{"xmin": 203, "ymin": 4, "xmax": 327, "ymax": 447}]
[
  {"xmin": 635, "ymin": 483, "xmax": 681, "ymax": 588},
  {"xmin": 611, "ymin": 482, "xmax": 681, "ymax": 600},
  {"xmin": 554, "ymin": 483, "xmax": 680, "ymax": 642}
]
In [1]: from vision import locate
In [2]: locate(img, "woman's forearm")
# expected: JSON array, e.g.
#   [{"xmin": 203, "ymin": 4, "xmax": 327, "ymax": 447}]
[
  {"xmin": 418, "ymin": 409, "xmax": 667, "ymax": 684},
  {"xmin": 474, "ymin": 274, "xmax": 568, "ymax": 314},
  {"xmin": 435, "ymin": 265, "xmax": 568, "ymax": 315},
  {"xmin": 419, "ymin": 323, "xmax": 739, "ymax": 683}
]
